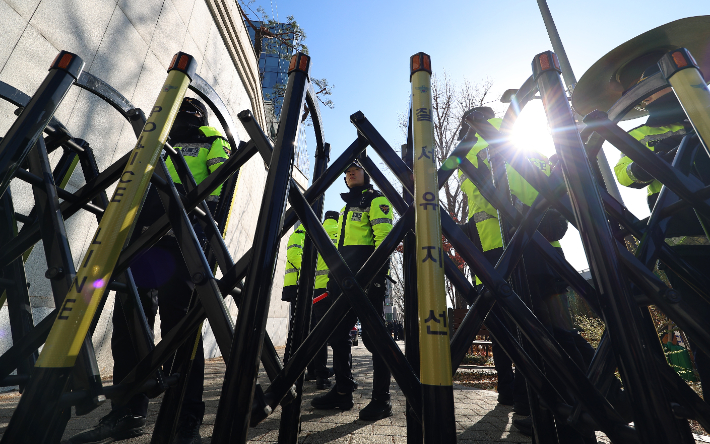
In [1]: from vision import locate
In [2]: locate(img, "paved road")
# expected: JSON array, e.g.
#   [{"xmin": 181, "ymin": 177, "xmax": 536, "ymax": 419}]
[{"xmin": 0, "ymin": 341, "xmax": 704, "ymax": 442}]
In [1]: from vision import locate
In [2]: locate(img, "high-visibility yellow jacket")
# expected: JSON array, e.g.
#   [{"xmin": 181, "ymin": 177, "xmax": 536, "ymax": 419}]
[
  {"xmin": 614, "ymin": 123, "xmax": 686, "ymax": 208},
  {"xmin": 458, "ymin": 118, "xmax": 559, "ymax": 254},
  {"xmin": 333, "ymin": 184, "xmax": 393, "ymax": 275},
  {"xmin": 165, "ymin": 126, "xmax": 231, "ymax": 199},
  {"xmin": 315, "ymin": 218, "xmax": 339, "ymax": 290},
  {"xmin": 283, "ymin": 226, "xmax": 306, "ymax": 288}
]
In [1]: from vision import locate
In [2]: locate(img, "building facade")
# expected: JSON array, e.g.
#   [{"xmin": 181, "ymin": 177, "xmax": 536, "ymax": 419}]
[
  {"xmin": 0, "ymin": 0, "xmax": 300, "ymax": 378},
  {"xmin": 246, "ymin": 19, "xmax": 309, "ymax": 176}
]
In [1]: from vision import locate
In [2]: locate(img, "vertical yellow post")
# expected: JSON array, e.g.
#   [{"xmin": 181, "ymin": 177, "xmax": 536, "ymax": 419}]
[
  {"xmin": 659, "ymin": 48, "xmax": 710, "ymax": 154},
  {"xmin": 410, "ymin": 52, "xmax": 456, "ymax": 443}
]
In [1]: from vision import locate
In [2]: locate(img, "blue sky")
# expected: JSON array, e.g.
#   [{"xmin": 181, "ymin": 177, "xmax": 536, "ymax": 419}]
[{"xmin": 247, "ymin": 1, "xmax": 708, "ymax": 270}]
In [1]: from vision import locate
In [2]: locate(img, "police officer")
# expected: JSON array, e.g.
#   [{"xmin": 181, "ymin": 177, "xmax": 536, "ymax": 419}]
[
  {"xmin": 311, "ymin": 161, "xmax": 394, "ymax": 421},
  {"xmin": 305, "ymin": 210, "xmax": 340, "ymax": 389},
  {"xmin": 69, "ymin": 97, "xmax": 230, "ymax": 444},
  {"xmin": 460, "ymin": 108, "xmax": 597, "ymax": 443},
  {"xmin": 281, "ymin": 221, "xmax": 306, "ymax": 303},
  {"xmin": 614, "ymin": 64, "xmax": 709, "ymax": 400},
  {"xmin": 459, "ymin": 108, "xmax": 562, "ymax": 407}
]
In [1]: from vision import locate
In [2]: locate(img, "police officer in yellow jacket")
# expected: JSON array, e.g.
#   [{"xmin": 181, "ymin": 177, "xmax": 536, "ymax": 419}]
[
  {"xmin": 70, "ymin": 98, "xmax": 230, "ymax": 444},
  {"xmin": 311, "ymin": 161, "xmax": 394, "ymax": 421},
  {"xmin": 614, "ymin": 64, "xmax": 709, "ymax": 400},
  {"xmin": 460, "ymin": 108, "xmax": 597, "ymax": 443},
  {"xmin": 281, "ymin": 221, "xmax": 306, "ymax": 302},
  {"xmin": 305, "ymin": 211, "xmax": 340, "ymax": 389},
  {"xmin": 459, "ymin": 108, "xmax": 565, "ymax": 407}
]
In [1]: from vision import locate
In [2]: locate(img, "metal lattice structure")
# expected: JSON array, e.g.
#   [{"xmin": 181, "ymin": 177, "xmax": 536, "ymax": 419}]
[{"xmin": 0, "ymin": 25, "xmax": 708, "ymax": 444}]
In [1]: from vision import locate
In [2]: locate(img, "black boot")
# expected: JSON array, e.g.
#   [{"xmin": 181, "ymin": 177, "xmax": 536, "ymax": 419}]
[
  {"xmin": 316, "ymin": 376, "xmax": 332, "ymax": 390},
  {"xmin": 172, "ymin": 413, "xmax": 201, "ymax": 444},
  {"xmin": 359, "ymin": 396, "xmax": 392, "ymax": 421},
  {"xmin": 67, "ymin": 408, "xmax": 146, "ymax": 443},
  {"xmin": 311, "ymin": 386, "xmax": 354, "ymax": 410}
]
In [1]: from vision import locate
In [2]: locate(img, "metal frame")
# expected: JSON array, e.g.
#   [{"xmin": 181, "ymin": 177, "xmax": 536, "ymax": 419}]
[{"xmin": 0, "ymin": 43, "xmax": 708, "ymax": 444}]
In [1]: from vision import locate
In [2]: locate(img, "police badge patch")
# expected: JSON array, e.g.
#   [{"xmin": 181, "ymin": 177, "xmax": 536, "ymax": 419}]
[{"xmin": 379, "ymin": 205, "xmax": 390, "ymax": 215}]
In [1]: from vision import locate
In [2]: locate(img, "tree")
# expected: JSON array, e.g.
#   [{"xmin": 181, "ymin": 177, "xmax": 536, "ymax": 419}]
[
  {"xmin": 398, "ymin": 73, "xmax": 497, "ymax": 309},
  {"xmin": 238, "ymin": 1, "xmax": 334, "ymax": 115}
]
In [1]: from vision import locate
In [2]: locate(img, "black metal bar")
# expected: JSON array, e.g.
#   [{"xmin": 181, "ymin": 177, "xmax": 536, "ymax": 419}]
[
  {"xmin": 115, "ymin": 140, "xmax": 256, "ymax": 273},
  {"xmin": 402, "ymin": 139, "xmax": 423, "ymax": 444},
  {"xmin": 444, "ymin": 260, "xmax": 639, "ymax": 442},
  {"xmin": 26, "ymin": 137, "xmax": 102, "ymax": 432},
  {"xmin": 0, "ymin": 135, "xmax": 252, "ymax": 270},
  {"xmin": 354, "ymin": 111, "xmax": 601, "ymax": 315},
  {"xmin": 0, "ymin": 51, "xmax": 83, "ymax": 198},
  {"xmin": 260, "ymin": 193, "xmax": 421, "ymax": 418},
  {"xmin": 0, "ymin": 308, "xmax": 56, "ymax": 380},
  {"xmin": 13, "ymin": 167, "xmax": 104, "ymax": 216},
  {"xmin": 486, "ymin": 124, "xmax": 560, "ymax": 443},
  {"xmin": 152, "ymin": 158, "xmax": 235, "ymax": 356},
  {"xmin": 215, "ymin": 127, "xmax": 368, "ymax": 300},
  {"xmin": 212, "ymin": 53, "xmax": 310, "ymax": 444},
  {"xmin": 585, "ymin": 112, "xmax": 710, "ymax": 218},
  {"xmin": 278, "ymin": 141, "xmax": 330, "ymax": 444},
  {"xmin": 59, "ymin": 374, "xmax": 180, "ymax": 409},
  {"xmin": 163, "ymin": 143, "xmax": 235, "ymax": 287},
  {"xmin": 533, "ymin": 51, "xmax": 693, "ymax": 443},
  {"xmin": 359, "ymin": 114, "xmax": 631, "ymax": 439},
  {"xmin": 0, "ymin": 190, "xmax": 36, "ymax": 389}
]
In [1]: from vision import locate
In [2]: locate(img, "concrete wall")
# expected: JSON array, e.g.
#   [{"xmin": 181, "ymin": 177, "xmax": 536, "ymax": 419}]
[{"xmin": 0, "ymin": 0, "xmax": 298, "ymax": 377}]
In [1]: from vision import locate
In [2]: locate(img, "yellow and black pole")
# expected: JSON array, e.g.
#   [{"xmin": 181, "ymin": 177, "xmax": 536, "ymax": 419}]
[
  {"xmin": 1, "ymin": 52, "xmax": 197, "ymax": 444},
  {"xmin": 410, "ymin": 52, "xmax": 456, "ymax": 443},
  {"xmin": 658, "ymin": 48, "xmax": 710, "ymax": 155}
]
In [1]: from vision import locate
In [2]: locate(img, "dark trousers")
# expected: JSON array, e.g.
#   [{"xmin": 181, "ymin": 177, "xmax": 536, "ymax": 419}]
[
  {"xmin": 328, "ymin": 278, "xmax": 389, "ymax": 398},
  {"xmin": 111, "ymin": 240, "xmax": 205, "ymax": 420},
  {"xmin": 490, "ymin": 305, "xmax": 528, "ymax": 403},
  {"xmin": 307, "ymin": 291, "xmax": 332, "ymax": 379}
]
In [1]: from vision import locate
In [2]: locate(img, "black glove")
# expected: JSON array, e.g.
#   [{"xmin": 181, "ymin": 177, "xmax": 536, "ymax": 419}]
[
  {"xmin": 538, "ymin": 209, "xmax": 568, "ymax": 242},
  {"xmin": 281, "ymin": 286, "xmax": 298, "ymax": 302},
  {"xmin": 628, "ymin": 161, "xmax": 654, "ymax": 183}
]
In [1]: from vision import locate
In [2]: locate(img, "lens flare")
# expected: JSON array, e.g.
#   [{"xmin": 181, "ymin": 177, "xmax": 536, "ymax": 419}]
[{"xmin": 511, "ymin": 101, "xmax": 555, "ymax": 158}]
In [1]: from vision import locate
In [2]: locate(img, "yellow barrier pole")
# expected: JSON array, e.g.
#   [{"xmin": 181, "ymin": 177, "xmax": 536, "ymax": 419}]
[
  {"xmin": 1, "ymin": 52, "xmax": 197, "ymax": 444},
  {"xmin": 410, "ymin": 52, "xmax": 456, "ymax": 443},
  {"xmin": 659, "ymin": 48, "xmax": 710, "ymax": 154}
]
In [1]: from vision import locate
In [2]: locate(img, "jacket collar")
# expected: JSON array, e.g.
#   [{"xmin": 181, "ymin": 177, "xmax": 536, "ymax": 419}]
[{"xmin": 340, "ymin": 184, "xmax": 373, "ymax": 206}]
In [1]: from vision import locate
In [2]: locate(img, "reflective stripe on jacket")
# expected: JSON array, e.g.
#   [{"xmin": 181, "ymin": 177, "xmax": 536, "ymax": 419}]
[
  {"xmin": 315, "ymin": 218, "xmax": 339, "ymax": 289},
  {"xmin": 283, "ymin": 227, "xmax": 306, "ymax": 288},
  {"xmin": 165, "ymin": 126, "xmax": 231, "ymax": 198},
  {"xmin": 334, "ymin": 185, "xmax": 393, "ymax": 275},
  {"xmin": 458, "ymin": 118, "xmax": 559, "ymax": 254}
]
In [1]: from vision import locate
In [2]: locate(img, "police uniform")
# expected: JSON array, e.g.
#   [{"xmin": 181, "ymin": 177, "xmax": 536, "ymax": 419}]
[
  {"xmin": 459, "ymin": 115, "xmax": 559, "ymax": 403},
  {"xmin": 614, "ymin": 71, "xmax": 709, "ymax": 400},
  {"xmin": 306, "ymin": 211, "xmax": 340, "ymax": 384},
  {"xmin": 109, "ymin": 100, "xmax": 230, "ymax": 433},
  {"xmin": 311, "ymin": 170, "xmax": 393, "ymax": 419},
  {"xmin": 462, "ymin": 112, "xmax": 597, "ymax": 443},
  {"xmin": 331, "ymin": 184, "xmax": 392, "ymax": 393},
  {"xmin": 281, "ymin": 223, "xmax": 306, "ymax": 302}
]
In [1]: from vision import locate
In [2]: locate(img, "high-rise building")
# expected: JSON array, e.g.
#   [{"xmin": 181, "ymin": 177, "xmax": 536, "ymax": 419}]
[{"xmin": 247, "ymin": 20, "xmax": 309, "ymax": 176}]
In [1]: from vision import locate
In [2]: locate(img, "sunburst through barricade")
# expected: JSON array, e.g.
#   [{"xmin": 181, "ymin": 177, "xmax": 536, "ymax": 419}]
[{"xmin": 0, "ymin": 15, "xmax": 709, "ymax": 444}]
